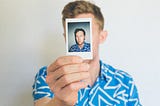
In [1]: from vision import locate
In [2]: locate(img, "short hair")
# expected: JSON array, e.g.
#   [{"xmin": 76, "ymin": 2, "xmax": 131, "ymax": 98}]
[
  {"xmin": 74, "ymin": 28, "xmax": 86, "ymax": 37},
  {"xmin": 62, "ymin": 0, "xmax": 104, "ymax": 30}
]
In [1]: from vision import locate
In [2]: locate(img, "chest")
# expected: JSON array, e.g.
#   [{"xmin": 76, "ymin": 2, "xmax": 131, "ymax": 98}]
[{"xmin": 76, "ymin": 79, "xmax": 129, "ymax": 106}]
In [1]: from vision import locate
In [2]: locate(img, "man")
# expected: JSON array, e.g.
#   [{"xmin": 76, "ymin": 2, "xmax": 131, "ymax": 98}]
[
  {"xmin": 32, "ymin": 0, "xmax": 141, "ymax": 106},
  {"xmin": 69, "ymin": 28, "xmax": 90, "ymax": 52}
]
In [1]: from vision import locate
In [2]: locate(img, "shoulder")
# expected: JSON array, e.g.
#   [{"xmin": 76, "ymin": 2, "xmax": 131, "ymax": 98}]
[
  {"xmin": 101, "ymin": 61, "xmax": 134, "ymax": 88},
  {"xmin": 69, "ymin": 44, "xmax": 77, "ymax": 49},
  {"xmin": 100, "ymin": 61, "xmax": 141, "ymax": 105},
  {"xmin": 69, "ymin": 44, "xmax": 79, "ymax": 52},
  {"xmin": 70, "ymin": 44, "xmax": 77, "ymax": 48},
  {"xmin": 33, "ymin": 66, "xmax": 47, "ymax": 89},
  {"xmin": 102, "ymin": 61, "xmax": 132, "ymax": 78},
  {"xmin": 32, "ymin": 66, "xmax": 53, "ymax": 101},
  {"xmin": 33, "ymin": 66, "xmax": 48, "ymax": 90},
  {"xmin": 84, "ymin": 42, "xmax": 90, "ymax": 46},
  {"xmin": 34, "ymin": 66, "xmax": 47, "ymax": 80}
]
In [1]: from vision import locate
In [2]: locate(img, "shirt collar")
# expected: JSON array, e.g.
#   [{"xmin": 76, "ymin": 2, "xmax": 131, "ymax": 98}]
[
  {"xmin": 88, "ymin": 60, "xmax": 112, "ymax": 88},
  {"xmin": 98, "ymin": 60, "xmax": 110, "ymax": 81}
]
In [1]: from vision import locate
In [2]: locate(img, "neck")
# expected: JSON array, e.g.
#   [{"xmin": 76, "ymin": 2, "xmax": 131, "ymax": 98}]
[
  {"xmin": 84, "ymin": 56, "xmax": 100, "ymax": 86},
  {"xmin": 78, "ymin": 43, "xmax": 84, "ymax": 49}
]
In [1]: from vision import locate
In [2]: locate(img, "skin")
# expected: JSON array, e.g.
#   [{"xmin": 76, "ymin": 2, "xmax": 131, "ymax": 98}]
[
  {"xmin": 75, "ymin": 31, "xmax": 85, "ymax": 49},
  {"xmin": 34, "ymin": 13, "xmax": 107, "ymax": 106}
]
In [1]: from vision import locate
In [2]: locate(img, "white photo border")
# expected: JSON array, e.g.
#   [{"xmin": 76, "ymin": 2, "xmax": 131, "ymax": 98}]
[{"xmin": 65, "ymin": 18, "xmax": 93, "ymax": 59}]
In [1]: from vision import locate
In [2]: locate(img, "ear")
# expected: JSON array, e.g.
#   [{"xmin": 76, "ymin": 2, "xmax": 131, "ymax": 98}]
[
  {"xmin": 99, "ymin": 30, "xmax": 108, "ymax": 44},
  {"xmin": 63, "ymin": 33, "xmax": 66, "ymax": 42}
]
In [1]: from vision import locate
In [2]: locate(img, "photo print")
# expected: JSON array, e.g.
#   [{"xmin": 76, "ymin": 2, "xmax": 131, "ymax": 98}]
[{"xmin": 65, "ymin": 18, "xmax": 93, "ymax": 59}]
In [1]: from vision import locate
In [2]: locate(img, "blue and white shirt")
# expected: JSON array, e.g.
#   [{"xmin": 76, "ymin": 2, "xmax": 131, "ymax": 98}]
[
  {"xmin": 32, "ymin": 61, "xmax": 141, "ymax": 106},
  {"xmin": 69, "ymin": 42, "xmax": 90, "ymax": 52}
]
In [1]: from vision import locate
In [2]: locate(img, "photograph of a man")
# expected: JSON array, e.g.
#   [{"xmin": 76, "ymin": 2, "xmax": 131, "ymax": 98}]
[{"xmin": 69, "ymin": 28, "xmax": 91, "ymax": 52}]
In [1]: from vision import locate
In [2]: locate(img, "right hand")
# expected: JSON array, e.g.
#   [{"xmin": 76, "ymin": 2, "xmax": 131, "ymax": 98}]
[{"xmin": 46, "ymin": 56, "xmax": 90, "ymax": 106}]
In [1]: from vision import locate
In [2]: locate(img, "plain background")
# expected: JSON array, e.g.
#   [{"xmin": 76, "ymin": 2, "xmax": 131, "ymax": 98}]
[{"xmin": 0, "ymin": 0, "xmax": 160, "ymax": 106}]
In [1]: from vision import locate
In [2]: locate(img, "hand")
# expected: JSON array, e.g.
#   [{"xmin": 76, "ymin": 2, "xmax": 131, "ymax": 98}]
[{"xmin": 46, "ymin": 56, "xmax": 90, "ymax": 106}]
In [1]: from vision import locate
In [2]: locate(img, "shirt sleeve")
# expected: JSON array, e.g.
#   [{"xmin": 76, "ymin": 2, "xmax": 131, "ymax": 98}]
[
  {"xmin": 115, "ymin": 69, "xmax": 142, "ymax": 106},
  {"xmin": 69, "ymin": 45, "xmax": 76, "ymax": 52},
  {"xmin": 32, "ymin": 66, "xmax": 54, "ymax": 101},
  {"xmin": 126, "ymin": 77, "xmax": 142, "ymax": 106}
]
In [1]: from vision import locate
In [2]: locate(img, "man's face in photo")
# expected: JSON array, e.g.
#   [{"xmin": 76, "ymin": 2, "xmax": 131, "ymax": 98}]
[{"xmin": 76, "ymin": 31, "xmax": 85, "ymax": 45}]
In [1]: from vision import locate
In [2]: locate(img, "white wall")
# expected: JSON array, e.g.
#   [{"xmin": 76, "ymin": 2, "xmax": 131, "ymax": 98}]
[{"xmin": 0, "ymin": 0, "xmax": 159, "ymax": 106}]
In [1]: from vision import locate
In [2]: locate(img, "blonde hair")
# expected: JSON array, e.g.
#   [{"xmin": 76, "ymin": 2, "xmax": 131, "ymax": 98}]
[{"xmin": 62, "ymin": 0, "xmax": 104, "ymax": 30}]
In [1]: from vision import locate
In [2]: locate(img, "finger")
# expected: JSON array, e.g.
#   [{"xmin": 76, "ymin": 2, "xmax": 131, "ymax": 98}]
[
  {"xmin": 46, "ymin": 63, "xmax": 89, "ymax": 86},
  {"xmin": 52, "ymin": 62, "xmax": 89, "ymax": 81},
  {"xmin": 62, "ymin": 80, "xmax": 88, "ymax": 91},
  {"xmin": 61, "ymin": 81, "xmax": 88, "ymax": 96},
  {"xmin": 53, "ymin": 81, "xmax": 89, "ymax": 104},
  {"xmin": 54, "ymin": 81, "xmax": 86, "ymax": 105},
  {"xmin": 47, "ymin": 56, "xmax": 83, "ymax": 73},
  {"xmin": 52, "ymin": 72, "xmax": 90, "ymax": 92}
]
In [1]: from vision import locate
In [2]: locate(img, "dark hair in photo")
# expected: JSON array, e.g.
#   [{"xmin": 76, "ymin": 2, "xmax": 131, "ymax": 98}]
[{"xmin": 74, "ymin": 28, "xmax": 86, "ymax": 37}]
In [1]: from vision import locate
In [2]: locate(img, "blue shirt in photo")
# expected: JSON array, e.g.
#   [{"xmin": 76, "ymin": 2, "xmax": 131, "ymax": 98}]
[{"xmin": 69, "ymin": 42, "xmax": 90, "ymax": 52}]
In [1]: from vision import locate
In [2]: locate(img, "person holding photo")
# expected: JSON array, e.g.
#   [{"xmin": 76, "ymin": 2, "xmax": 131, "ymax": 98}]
[
  {"xmin": 69, "ymin": 28, "xmax": 90, "ymax": 52},
  {"xmin": 32, "ymin": 0, "xmax": 141, "ymax": 106}
]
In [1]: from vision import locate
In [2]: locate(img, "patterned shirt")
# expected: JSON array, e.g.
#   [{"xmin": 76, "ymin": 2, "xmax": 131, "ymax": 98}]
[
  {"xmin": 69, "ymin": 42, "xmax": 90, "ymax": 52},
  {"xmin": 32, "ymin": 61, "xmax": 141, "ymax": 106}
]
